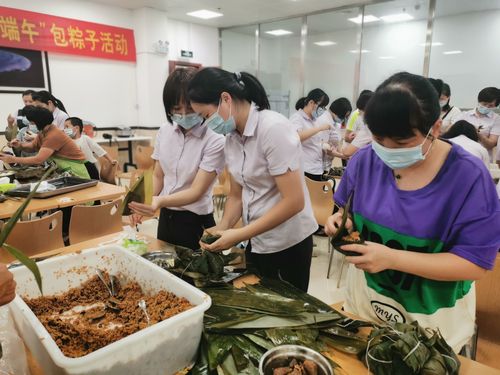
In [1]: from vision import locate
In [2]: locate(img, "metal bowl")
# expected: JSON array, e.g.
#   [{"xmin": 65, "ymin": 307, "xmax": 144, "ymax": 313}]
[
  {"xmin": 259, "ymin": 345, "xmax": 333, "ymax": 375},
  {"xmin": 142, "ymin": 251, "xmax": 177, "ymax": 269}
]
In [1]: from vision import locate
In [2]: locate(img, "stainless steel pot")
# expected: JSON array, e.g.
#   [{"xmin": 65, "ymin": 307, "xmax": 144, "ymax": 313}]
[{"xmin": 259, "ymin": 345, "xmax": 333, "ymax": 375}]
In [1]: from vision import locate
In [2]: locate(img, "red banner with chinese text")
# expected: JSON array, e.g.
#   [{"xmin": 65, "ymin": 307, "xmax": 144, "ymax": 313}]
[{"xmin": 0, "ymin": 6, "xmax": 136, "ymax": 62}]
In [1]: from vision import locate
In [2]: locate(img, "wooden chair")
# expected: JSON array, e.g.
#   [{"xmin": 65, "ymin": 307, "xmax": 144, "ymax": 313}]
[
  {"xmin": 117, "ymin": 145, "xmax": 154, "ymax": 185},
  {"xmin": 99, "ymin": 156, "xmax": 118, "ymax": 184},
  {"xmin": 305, "ymin": 177, "xmax": 335, "ymax": 227},
  {"xmin": 475, "ymin": 253, "xmax": 500, "ymax": 369},
  {"xmin": 0, "ymin": 211, "xmax": 64, "ymax": 263},
  {"xmin": 68, "ymin": 199, "xmax": 123, "ymax": 245}
]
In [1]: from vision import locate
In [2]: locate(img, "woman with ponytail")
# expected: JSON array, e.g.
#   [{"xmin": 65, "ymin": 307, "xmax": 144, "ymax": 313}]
[
  {"xmin": 188, "ymin": 68, "xmax": 317, "ymax": 291},
  {"xmin": 290, "ymin": 88, "xmax": 331, "ymax": 181},
  {"xmin": 32, "ymin": 90, "xmax": 69, "ymax": 129}
]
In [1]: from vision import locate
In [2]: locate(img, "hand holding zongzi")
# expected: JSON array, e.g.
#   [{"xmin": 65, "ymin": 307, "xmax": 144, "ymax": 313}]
[
  {"xmin": 199, "ymin": 228, "xmax": 243, "ymax": 252},
  {"xmin": 128, "ymin": 196, "xmax": 160, "ymax": 217},
  {"xmin": 343, "ymin": 241, "xmax": 395, "ymax": 273}
]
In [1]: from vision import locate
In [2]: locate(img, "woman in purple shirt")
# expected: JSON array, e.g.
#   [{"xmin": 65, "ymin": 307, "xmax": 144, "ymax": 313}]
[
  {"xmin": 129, "ymin": 68, "xmax": 225, "ymax": 250},
  {"xmin": 324, "ymin": 72, "xmax": 500, "ymax": 351}
]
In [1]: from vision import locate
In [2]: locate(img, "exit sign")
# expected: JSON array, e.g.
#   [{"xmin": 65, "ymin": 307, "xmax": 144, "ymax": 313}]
[{"xmin": 181, "ymin": 50, "xmax": 193, "ymax": 58}]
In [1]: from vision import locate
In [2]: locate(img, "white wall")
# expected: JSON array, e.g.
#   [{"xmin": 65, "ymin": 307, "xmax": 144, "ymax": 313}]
[{"xmin": 0, "ymin": 0, "xmax": 220, "ymax": 130}]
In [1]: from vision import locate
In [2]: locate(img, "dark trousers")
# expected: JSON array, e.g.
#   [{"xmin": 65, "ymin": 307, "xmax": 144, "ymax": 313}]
[
  {"xmin": 304, "ymin": 172, "xmax": 323, "ymax": 181},
  {"xmin": 84, "ymin": 161, "xmax": 100, "ymax": 180},
  {"xmin": 246, "ymin": 235, "xmax": 313, "ymax": 292},
  {"xmin": 157, "ymin": 208, "xmax": 216, "ymax": 250}
]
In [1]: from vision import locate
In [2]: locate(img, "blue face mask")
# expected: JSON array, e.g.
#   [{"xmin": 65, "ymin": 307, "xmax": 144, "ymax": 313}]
[
  {"xmin": 28, "ymin": 123, "xmax": 38, "ymax": 133},
  {"xmin": 64, "ymin": 128, "xmax": 75, "ymax": 138},
  {"xmin": 205, "ymin": 100, "xmax": 236, "ymax": 135},
  {"xmin": 477, "ymin": 104, "xmax": 493, "ymax": 115},
  {"xmin": 372, "ymin": 128, "xmax": 434, "ymax": 170},
  {"xmin": 312, "ymin": 106, "xmax": 325, "ymax": 120},
  {"xmin": 172, "ymin": 113, "xmax": 203, "ymax": 130}
]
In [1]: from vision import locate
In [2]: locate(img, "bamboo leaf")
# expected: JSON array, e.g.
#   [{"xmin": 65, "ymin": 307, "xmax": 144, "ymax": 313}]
[
  {"xmin": 206, "ymin": 334, "xmax": 234, "ymax": 371},
  {"xmin": 3, "ymin": 244, "xmax": 43, "ymax": 294},
  {"xmin": 231, "ymin": 345, "xmax": 248, "ymax": 373},
  {"xmin": 232, "ymin": 335, "xmax": 265, "ymax": 364},
  {"xmin": 243, "ymin": 333, "xmax": 274, "ymax": 351},
  {"xmin": 120, "ymin": 172, "xmax": 146, "ymax": 216}
]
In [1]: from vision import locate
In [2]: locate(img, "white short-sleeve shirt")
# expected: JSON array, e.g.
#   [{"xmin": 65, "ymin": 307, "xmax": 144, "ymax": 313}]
[
  {"xmin": 455, "ymin": 109, "xmax": 500, "ymax": 160},
  {"xmin": 74, "ymin": 135, "xmax": 107, "ymax": 163},
  {"xmin": 315, "ymin": 110, "xmax": 341, "ymax": 171},
  {"xmin": 315, "ymin": 110, "xmax": 341, "ymax": 146},
  {"xmin": 225, "ymin": 103, "xmax": 318, "ymax": 254},
  {"xmin": 441, "ymin": 106, "xmax": 462, "ymax": 133},
  {"xmin": 350, "ymin": 125, "xmax": 373, "ymax": 149},
  {"xmin": 152, "ymin": 122, "xmax": 225, "ymax": 215},
  {"xmin": 289, "ymin": 109, "xmax": 328, "ymax": 175},
  {"xmin": 52, "ymin": 107, "xmax": 69, "ymax": 130},
  {"xmin": 448, "ymin": 135, "xmax": 490, "ymax": 166}
]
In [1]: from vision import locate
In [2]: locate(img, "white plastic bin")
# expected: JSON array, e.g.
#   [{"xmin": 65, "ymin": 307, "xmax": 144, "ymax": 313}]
[{"xmin": 9, "ymin": 246, "xmax": 211, "ymax": 375}]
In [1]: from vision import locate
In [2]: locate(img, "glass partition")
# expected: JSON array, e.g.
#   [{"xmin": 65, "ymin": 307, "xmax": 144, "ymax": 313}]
[
  {"xmin": 305, "ymin": 8, "xmax": 361, "ymax": 105},
  {"xmin": 429, "ymin": 0, "xmax": 500, "ymax": 109},
  {"xmin": 259, "ymin": 18, "xmax": 303, "ymax": 117},
  {"xmin": 221, "ymin": 25, "xmax": 258, "ymax": 75},
  {"xmin": 359, "ymin": 0, "xmax": 430, "ymax": 93}
]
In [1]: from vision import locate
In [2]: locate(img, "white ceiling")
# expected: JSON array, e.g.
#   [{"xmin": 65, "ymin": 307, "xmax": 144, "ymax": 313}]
[
  {"xmin": 222, "ymin": 0, "xmax": 500, "ymax": 36},
  {"xmin": 88, "ymin": 0, "xmax": 500, "ymax": 30},
  {"xmin": 86, "ymin": 0, "xmax": 373, "ymax": 28}
]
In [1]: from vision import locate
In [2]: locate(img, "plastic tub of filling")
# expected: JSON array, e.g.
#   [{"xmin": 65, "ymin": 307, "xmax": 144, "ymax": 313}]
[{"xmin": 9, "ymin": 245, "xmax": 211, "ymax": 375}]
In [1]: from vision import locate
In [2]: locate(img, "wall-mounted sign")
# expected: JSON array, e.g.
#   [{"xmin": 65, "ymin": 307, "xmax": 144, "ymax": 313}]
[
  {"xmin": 180, "ymin": 50, "xmax": 193, "ymax": 58},
  {"xmin": 0, "ymin": 6, "xmax": 136, "ymax": 62}
]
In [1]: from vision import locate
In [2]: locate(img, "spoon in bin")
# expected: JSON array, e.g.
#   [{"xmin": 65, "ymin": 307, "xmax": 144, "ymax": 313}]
[
  {"xmin": 138, "ymin": 299, "xmax": 151, "ymax": 326},
  {"xmin": 96, "ymin": 269, "xmax": 115, "ymax": 297}
]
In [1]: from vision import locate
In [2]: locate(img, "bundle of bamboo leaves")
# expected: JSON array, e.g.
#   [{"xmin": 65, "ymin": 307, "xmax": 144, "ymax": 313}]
[
  {"xmin": 362, "ymin": 321, "xmax": 460, "ymax": 375},
  {"xmin": 166, "ymin": 246, "xmax": 240, "ymax": 287},
  {"xmin": 189, "ymin": 278, "xmax": 370, "ymax": 375}
]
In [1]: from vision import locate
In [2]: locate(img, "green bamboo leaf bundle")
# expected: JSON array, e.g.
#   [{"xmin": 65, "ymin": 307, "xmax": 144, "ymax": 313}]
[
  {"xmin": 363, "ymin": 321, "xmax": 460, "ymax": 375},
  {"xmin": 189, "ymin": 279, "xmax": 370, "ymax": 374}
]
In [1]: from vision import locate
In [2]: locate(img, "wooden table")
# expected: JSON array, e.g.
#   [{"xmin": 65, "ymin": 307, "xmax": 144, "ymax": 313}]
[
  {"xmin": 0, "ymin": 182, "xmax": 125, "ymax": 219},
  {"xmin": 21, "ymin": 233, "xmax": 500, "ymax": 375}
]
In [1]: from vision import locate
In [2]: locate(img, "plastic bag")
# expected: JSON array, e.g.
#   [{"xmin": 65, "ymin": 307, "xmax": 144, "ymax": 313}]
[{"xmin": 0, "ymin": 306, "xmax": 31, "ymax": 375}]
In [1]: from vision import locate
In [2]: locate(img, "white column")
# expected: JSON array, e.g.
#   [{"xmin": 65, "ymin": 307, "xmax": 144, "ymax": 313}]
[{"xmin": 132, "ymin": 7, "xmax": 170, "ymax": 127}]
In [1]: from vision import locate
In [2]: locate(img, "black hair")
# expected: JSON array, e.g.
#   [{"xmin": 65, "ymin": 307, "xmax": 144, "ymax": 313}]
[
  {"xmin": 188, "ymin": 68, "xmax": 270, "ymax": 111},
  {"xmin": 441, "ymin": 83, "xmax": 451, "ymax": 111},
  {"xmin": 32, "ymin": 90, "xmax": 67, "ymax": 113},
  {"xmin": 478, "ymin": 87, "xmax": 500, "ymax": 106},
  {"xmin": 66, "ymin": 116, "xmax": 83, "ymax": 133},
  {"xmin": 295, "ymin": 88, "xmax": 329, "ymax": 111},
  {"xmin": 441, "ymin": 120, "xmax": 479, "ymax": 142},
  {"xmin": 329, "ymin": 97, "xmax": 352, "ymax": 120},
  {"xmin": 22, "ymin": 89, "xmax": 35, "ymax": 97},
  {"xmin": 356, "ymin": 90, "xmax": 373, "ymax": 111},
  {"xmin": 364, "ymin": 72, "xmax": 441, "ymax": 139},
  {"xmin": 428, "ymin": 78, "xmax": 443, "ymax": 97},
  {"xmin": 23, "ymin": 105, "xmax": 54, "ymax": 131},
  {"xmin": 163, "ymin": 68, "xmax": 197, "ymax": 123}
]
